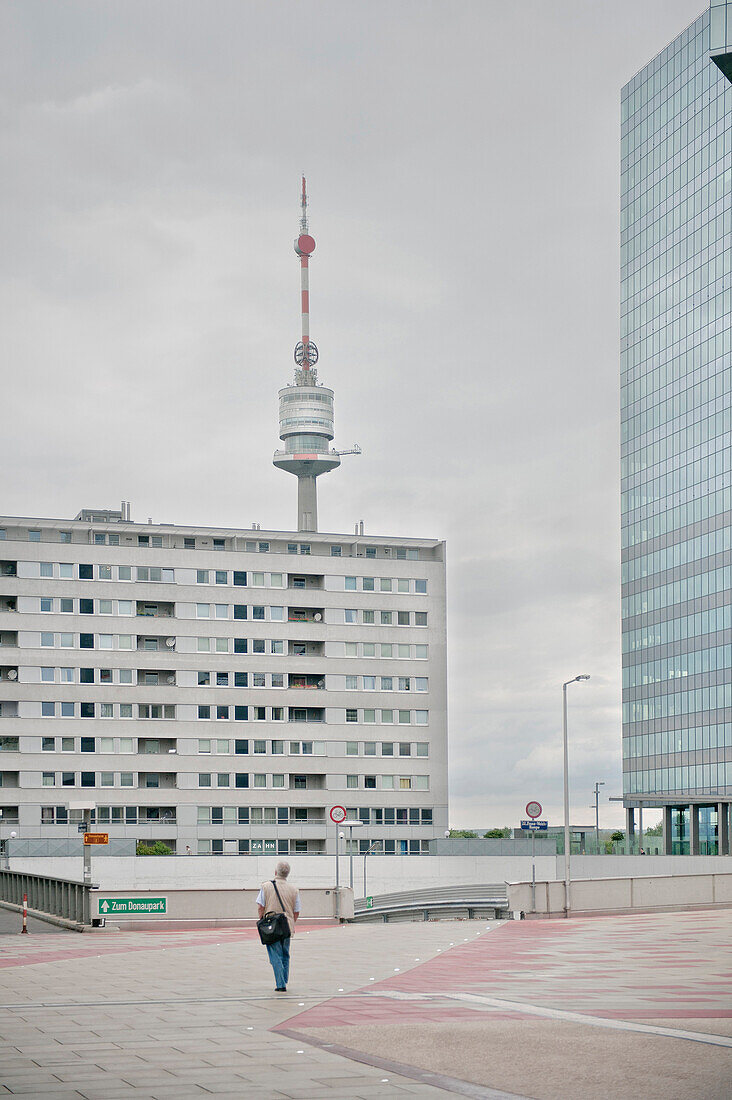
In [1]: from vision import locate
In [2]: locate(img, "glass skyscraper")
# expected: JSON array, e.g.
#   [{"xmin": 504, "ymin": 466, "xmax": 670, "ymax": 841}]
[{"xmin": 621, "ymin": 3, "xmax": 732, "ymax": 854}]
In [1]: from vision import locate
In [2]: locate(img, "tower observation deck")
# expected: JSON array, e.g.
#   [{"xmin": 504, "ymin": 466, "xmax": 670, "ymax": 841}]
[{"xmin": 273, "ymin": 178, "xmax": 359, "ymax": 532}]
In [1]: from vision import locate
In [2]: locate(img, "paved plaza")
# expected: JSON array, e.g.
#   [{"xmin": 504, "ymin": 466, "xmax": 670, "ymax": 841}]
[{"xmin": 0, "ymin": 908, "xmax": 730, "ymax": 1098}]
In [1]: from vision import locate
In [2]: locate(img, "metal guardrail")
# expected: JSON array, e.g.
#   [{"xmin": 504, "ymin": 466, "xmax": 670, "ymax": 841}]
[
  {"xmin": 0, "ymin": 869, "xmax": 93, "ymax": 927},
  {"xmin": 353, "ymin": 883, "xmax": 509, "ymax": 922}
]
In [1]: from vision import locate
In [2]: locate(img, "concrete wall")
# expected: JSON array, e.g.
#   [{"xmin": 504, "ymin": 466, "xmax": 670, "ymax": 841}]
[
  {"xmin": 10, "ymin": 853, "xmax": 732, "ymax": 898},
  {"xmin": 565, "ymin": 854, "xmax": 732, "ymax": 879},
  {"xmin": 9, "ymin": 853, "xmax": 558, "ymax": 895},
  {"xmin": 508, "ymin": 873, "xmax": 732, "ymax": 916},
  {"xmin": 93, "ymin": 886, "xmax": 350, "ymax": 924}
]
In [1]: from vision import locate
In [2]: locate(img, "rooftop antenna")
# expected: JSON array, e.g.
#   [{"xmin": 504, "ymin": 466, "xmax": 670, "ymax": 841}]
[{"xmin": 273, "ymin": 178, "xmax": 360, "ymax": 532}]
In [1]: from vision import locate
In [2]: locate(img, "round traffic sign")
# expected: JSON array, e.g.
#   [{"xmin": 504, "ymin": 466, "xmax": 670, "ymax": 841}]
[
  {"xmin": 329, "ymin": 805, "xmax": 347, "ymax": 824},
  {"xmin": 525, "ymin": 801, "xmax": 542, "ymax": 819}
]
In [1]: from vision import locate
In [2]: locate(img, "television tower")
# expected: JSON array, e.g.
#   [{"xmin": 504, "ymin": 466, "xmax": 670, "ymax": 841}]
[{"xmin": 273, "ymin": 178, "xmax": 359, "ymax": 531}]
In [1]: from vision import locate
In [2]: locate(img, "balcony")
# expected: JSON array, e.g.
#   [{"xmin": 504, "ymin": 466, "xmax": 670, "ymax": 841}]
[
  {"xmin": 0, "ymin": 666, "xmax": 18, "ymax": 683},
  {"xmin": 0, "ymin": 598, "xmax": 17, "ymax": 613},
  {"xmin": 0, "ymin": 771, "xmax": 19, "ymax": 788},
  {"xmin": 0, "ymin": 561, "xmax": 17, "ymax": 578},
  {"xmin": 288, "ymin": 674, "xmax": 325, "ymax": 690},
  {"xmin": 137, "ymin": 773, "xmax": 177, "ymax": 790},
  {"xmin": 0, "ymin": 806, "xmax": 18, "ymax": 824},
  {"xmin": 136, "ymin": 670, "xmax": 177, "ymax": 686},
  {"xmin": 288, "ymin": 707, "xmax": 325, "ymax": 722},
  {"xmin": 0, "ymin": 632, "xmax": 18, "ymax": 648},
  {"xmin": 287, "ymin": 607, "xmax": 324, "ymax": 624},
  {"xmin": 289, "ymin": 807, "xmax": 326, "ymax": 823},
  {"xmin": 138, "ymin": 807, "xmax": 177, "ymax": 824},
  {"xmin": 136, "ymin": 601, "xmax": 174, "ymax": 619},
  {"xmin": 288, "ymin": 574, "xmax": 324, "ymax": 591},
  {"xmin": 288, "ymin": 640, "xmax": 324, "ymax": 656},
  {"xmin": 138, "ymin": 738, "xmax": 178, "ymax": 755},
  {"xmin": 0, "ymin": 702, "xmax": 18, "ymax": 718},
  {"xmin": 289, "ymin": 774, "xmax": 326, "ymax": 791},
  {"xmin": 136, "ymin": 635, "xmax": 177, "ymax": 652}
]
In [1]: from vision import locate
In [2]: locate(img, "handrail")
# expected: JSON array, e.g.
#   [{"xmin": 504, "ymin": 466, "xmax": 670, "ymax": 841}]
[
  {"xmin": 0, "ymin": 869, "xmax": 93, "ymax": 927},
  {"xmin": 353, "ymin": 883, "xmax": 509, "ymax": 922},
  {"xmin": 355, "ymin": 883, "xmax": 507, "ymax": 909}
]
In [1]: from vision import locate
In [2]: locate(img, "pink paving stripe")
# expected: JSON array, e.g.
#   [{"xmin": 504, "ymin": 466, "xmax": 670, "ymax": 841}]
[
  {"xmin": 278, "ymin": 913, "xmax": 732, "ymax": 1034},
  {"xmin": 0, "ymin": 922, "xmax": 335, "ymax": 970}
]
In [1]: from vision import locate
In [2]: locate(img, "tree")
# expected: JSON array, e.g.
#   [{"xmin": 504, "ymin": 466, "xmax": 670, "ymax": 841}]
[
  {"xmin": 447, "ymin": 829, "xmax": 478, "ymax": 838},
  {"xmin": 136, "ymin": 841, "xmax": 173, "ymax": 856},
  {"xmin": 644, "ymin": 822, "xmax": 663, "ymax": 836},
  {"xmin": 483, "ymin": 828, "xmax": 510, "ymax": 838},
  {"xmin": 610, "ymin": 831, "xmax": 625, "ymax": 842}
]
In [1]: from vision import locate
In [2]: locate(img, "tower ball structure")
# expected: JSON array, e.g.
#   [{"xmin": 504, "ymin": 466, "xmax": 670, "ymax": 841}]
[{"xmin": 273, "ymin": 178, "xmax": 359, "ymax": 531}]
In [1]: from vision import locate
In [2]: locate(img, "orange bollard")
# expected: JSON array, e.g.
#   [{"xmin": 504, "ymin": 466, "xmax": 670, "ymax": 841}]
[{"xmin": 21, "ymin": 892, "xmax": 29, "ymax": 934}]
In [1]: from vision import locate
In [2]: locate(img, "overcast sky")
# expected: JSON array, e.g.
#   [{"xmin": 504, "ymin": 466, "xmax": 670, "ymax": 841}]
[{"xmin": 2, "ymin": 1, "xmax": 704, "ymax": 831}]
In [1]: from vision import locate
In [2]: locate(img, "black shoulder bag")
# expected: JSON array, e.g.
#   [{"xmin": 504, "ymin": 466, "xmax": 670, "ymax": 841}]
[{"xmin": 257, "ymin": 880, "xmax": 291, "ymax": 945}]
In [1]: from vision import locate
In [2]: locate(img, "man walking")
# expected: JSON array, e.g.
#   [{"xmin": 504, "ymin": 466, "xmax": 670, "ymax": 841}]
[{"xmin": 256, "ymin": 860, "xmax": 300, "ymax": 992}]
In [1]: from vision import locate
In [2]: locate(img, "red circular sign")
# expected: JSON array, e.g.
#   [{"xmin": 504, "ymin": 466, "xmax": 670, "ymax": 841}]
[
  {"xmin": 525, "ymin": 801, "xmax": 542, "ymax": 819},
  {"xmin": 297, "ymin": 233, "xmax": 316, "ymax": 255},
  {"xmin": 329, "ymin": 805, "xmax": 347, "ymax": 824}
]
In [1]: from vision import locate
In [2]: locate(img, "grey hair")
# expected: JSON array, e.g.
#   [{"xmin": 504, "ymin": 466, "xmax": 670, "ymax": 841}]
[{"xmin": 275, "ymin": 860, "xmax": 291, "ymax": 879}]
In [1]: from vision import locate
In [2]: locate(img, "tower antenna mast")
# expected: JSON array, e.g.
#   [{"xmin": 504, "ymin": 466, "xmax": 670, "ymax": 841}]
[
  {"xmin": 273, "ymin": 179, "xmax": 360, "ymax": 532},
  {"xmin": 294, "ymin": 175, "xmax": 317, "ymax": 379}
]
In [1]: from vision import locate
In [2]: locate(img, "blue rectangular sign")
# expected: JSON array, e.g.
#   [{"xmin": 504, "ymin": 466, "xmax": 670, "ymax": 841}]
[{"xmin": 521, "ymin": 820, "xmax": 548, "ymax": 830}]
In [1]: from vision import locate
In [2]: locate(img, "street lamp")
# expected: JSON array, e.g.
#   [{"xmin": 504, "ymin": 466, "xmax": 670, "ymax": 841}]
[
  {"xmin": 562, "ymin": 675, "xmax": 590, "ymax": 916},
  {"xmin": 363, "ymin": 840, "xmax": 381, "ymax": 898},
  {"xmin": 342, "ymin": 820, "xmax": 364, "ymax": 890},
  {"xmin": 591, "ymin": 781, "xmax": 605, "ymax": 853}
]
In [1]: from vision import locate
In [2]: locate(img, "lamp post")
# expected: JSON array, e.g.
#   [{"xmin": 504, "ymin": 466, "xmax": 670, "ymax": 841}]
[
  {"xmin": 562, "ymin": 675, "xmax": 590, "ymax": 916},
  {"xmin": 363, "ymin": 840, "xmax": 381, "ymax": 898},
  {"xmin": 592, "ymin": 781, "xmax": 605, "ymax": 853},
  {"xmin": 342, "ymin": 820, "xmax": 364, "ymax": 890}
]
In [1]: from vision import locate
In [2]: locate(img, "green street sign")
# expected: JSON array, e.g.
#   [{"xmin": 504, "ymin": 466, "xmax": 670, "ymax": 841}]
[
  {"xmin": 366, "ymin": 896, "xmax": 374, "ymax": 908},
  {"xmin": 98, "ymin": 897, "xmax": 167, "ymax": 915}
]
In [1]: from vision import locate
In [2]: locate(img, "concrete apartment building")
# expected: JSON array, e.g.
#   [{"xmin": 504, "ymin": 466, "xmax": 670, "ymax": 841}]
[
  {"xmin": 0, "ymin": 182, "xmax": 448, "ymax": 859},
  {"xmin": 621, "ymin": 2, "xmax": 732, "ymax": 854},
  {"xmin": 0, "ymin": 509, "xmax": 447, "ymax": 856}
]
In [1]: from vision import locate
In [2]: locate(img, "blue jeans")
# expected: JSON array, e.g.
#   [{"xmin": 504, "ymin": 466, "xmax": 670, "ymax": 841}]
[{"xmin": 266, "ymin": 936, "xmax": 291, "ymax": 988}]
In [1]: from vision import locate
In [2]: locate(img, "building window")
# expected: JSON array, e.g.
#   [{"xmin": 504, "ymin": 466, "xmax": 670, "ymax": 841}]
[
  {"xmin": 364, "ymin": 775, "xmax": 376, "ymax": 789},
  {"xmin": 346, "ymin": 775, "xmax": 358, "ymax": 788},
  {"xmin": 365, "ymin": 546, "xmax": 376, "ymax": 558},
  {"xmin": 346, "ymin": 709, "xmax": 358, "ymax": 723},
  {"xmin": 330, "ymin": 546, "xmax": 341, "ymax": 557},
  {"xmin": 415, "ymin": 612, "xmax": 428, "ymax": 626}
]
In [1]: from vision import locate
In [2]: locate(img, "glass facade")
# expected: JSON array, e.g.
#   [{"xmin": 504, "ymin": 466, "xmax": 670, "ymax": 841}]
[{"xmin": 620, "ymin": 9, "xmax": 732, "ymax": 806}]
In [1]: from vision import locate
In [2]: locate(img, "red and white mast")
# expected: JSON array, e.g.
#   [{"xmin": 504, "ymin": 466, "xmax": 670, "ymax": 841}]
[{"xmin": 294, "ymin": 175, "xmax": 317, "ymax": 378}]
